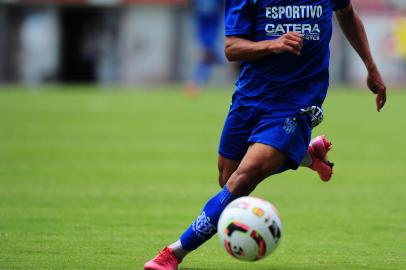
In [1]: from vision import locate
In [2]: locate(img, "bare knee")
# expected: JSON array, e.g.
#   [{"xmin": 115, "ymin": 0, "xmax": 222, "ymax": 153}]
[
  {"xmin": 227, "ymin": 162, "xmax": 270, "ymax": 196},
  {"xmin": 226, "ymin": 144, "xmax": 287, "ymax": 196}
]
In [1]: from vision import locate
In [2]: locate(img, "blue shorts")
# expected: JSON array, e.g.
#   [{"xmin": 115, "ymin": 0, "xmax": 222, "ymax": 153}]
[{"xmin": 218, "ymin": 92, "xmax": 313, "ymax": 172}]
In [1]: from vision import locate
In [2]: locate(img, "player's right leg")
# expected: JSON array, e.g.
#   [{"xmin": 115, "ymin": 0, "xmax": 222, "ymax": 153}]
[
  {"xmin": 216, "ymin": 93, "xmax": 257, "ymax": 186},
  {"xmin": 144, "ymin": 143, "xmax": 286, "ymax": 270},
  {"xmin": 226, "ymin": 143, "xmax": 286, "ymax": 196},
  {"xmin": 218, "ymin": 155, "xmax": 240, "ymax": 188},
  {"xmin": 144, "ymin": 93, "xmax": 254, "ymax": 270}
]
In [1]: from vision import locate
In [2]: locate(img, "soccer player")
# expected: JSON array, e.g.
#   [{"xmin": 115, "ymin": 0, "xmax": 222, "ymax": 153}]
[
  {"xmin": 185, "ymin": 0, "xmax": 225, "ymax": 96},
  {"xmin": 145, "ymin": 1, "xmax": 387, "ymax": 269}
]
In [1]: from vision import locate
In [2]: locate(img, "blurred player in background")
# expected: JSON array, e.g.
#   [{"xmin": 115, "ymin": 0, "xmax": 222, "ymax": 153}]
[
  {"xmin": 184, "ymin": 0, "xmax": 225, "ymax": 97},
  {"xmin": 145, "ymin": 1, "xmax": 387, "ymax": 269}
]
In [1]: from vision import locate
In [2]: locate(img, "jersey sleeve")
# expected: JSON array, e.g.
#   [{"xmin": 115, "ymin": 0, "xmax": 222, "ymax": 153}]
[
  {"xmin": 332, "ymin": 0, "xmax": 351, "ymax": 11},
  {"xmin": 224, "ymin": 0, "xmax": 254, "ymax": 36}
]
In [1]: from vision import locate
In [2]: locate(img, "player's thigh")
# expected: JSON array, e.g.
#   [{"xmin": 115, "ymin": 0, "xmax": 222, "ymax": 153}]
[
  {"xmin": 217, "ymin": 155, "xmax": 240, "ymax": 188},
  {"xmin": 218, "ymin": 99, "xmax": 256, "ymax": 163},
  {"xmin": 227, "ymin": 143, "xmax": 287, "ymax": 196}
]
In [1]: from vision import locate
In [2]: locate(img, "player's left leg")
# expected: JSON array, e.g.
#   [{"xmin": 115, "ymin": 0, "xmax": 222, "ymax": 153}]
[
  {"xmin": 301, "ymin": 135, "xmax": 334, "ymax": 181},
  {"xmin": 218, "ymin": 136, "xmax": 334, "ymax": 187}
]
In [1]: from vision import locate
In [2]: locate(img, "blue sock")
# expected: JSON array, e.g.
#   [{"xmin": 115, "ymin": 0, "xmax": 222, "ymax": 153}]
[{"xmin": 180, "ymin": 186, "xmax": 236, "ymax": 251}]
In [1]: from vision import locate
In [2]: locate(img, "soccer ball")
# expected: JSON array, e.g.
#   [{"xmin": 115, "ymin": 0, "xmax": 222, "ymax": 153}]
[{"xmin": 217, "ymin": 196, "xmax": 282, "ymax": 261}]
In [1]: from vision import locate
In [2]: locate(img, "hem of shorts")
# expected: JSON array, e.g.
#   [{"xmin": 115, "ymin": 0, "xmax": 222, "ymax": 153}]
[
  {"xmin": 248, "ymin": 137, "xmax": 300, "ymax": 170},
  {"xmin": 218, "ymin": 149, "xmax": 244, "ymax": 162}
]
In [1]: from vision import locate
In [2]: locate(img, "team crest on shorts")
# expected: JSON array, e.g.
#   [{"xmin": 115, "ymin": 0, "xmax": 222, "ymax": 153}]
[{"xmin": 283, "ymin": 117, "xmax": 297, "ymax": 134}]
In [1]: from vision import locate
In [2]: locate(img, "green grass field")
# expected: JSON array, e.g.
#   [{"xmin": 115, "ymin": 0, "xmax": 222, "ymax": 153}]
[{"xmin": 0, "ymin": 86, "xmax": 405, "ymax": 270}]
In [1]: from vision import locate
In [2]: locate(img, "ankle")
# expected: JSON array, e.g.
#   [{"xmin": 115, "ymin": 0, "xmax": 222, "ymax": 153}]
[{"xmin": 168, "ymin": 240, "xmax": 189, "ymax": 261}]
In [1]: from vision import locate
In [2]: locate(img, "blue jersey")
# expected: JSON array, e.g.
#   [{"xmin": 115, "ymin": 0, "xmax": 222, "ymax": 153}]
[{"xmin": 225, "ymin": 0, "xmax": 351, "ymax": 107}]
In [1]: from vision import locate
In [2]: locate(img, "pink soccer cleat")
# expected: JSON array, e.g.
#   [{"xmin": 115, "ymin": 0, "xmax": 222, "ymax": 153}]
[
  {"xmin": 308, "ymin": 135, "xmax": 334, "ymax": 182},
  {"xmin": 144, "ymin": 247, "xmax": 181, "ymax": 270}
]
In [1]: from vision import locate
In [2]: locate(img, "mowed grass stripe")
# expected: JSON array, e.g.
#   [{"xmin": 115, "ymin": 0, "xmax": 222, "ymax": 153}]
[{"xmin": 0, "ymin": 86, "xmax": 405, "ymax": 270}]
